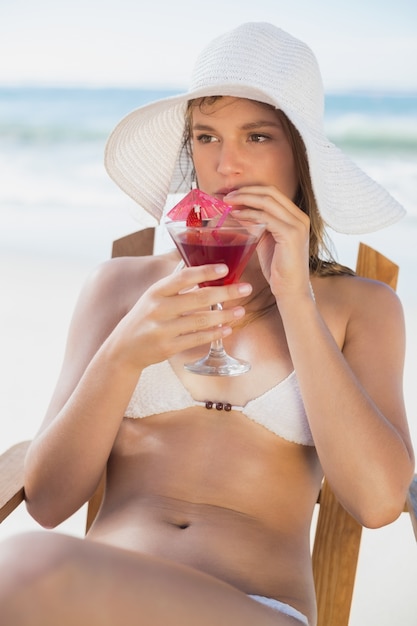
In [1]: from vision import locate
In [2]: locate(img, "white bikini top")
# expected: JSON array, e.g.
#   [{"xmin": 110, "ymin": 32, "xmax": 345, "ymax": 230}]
[{"xmin": 125, "ymin": 360, "xmax": 314, "ymax": 446}]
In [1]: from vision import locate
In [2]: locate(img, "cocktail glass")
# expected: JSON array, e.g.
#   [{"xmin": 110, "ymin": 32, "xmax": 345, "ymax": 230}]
[{"xmin": 166, "ymin": 219, "xmax": 266, "ymax": 376}]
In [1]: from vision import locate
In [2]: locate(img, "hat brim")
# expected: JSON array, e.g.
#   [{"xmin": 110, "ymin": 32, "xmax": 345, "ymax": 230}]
[{"xmin": 105, "ymin": 87, "xmax": 406, "ymax": 234}]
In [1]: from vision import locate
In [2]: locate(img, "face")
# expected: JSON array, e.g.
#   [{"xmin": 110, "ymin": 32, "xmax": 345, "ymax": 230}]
[{"xmin": 190, "ymin": 97, "xmax": 299, "ymax": 202}]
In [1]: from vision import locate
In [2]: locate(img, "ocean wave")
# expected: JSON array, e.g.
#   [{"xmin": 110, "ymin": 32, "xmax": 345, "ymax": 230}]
[
  {"xmin": 0, "ymin": 86, "xmax": 179, "ymax": 145},
  {"xmin": 329, "ymin": 131, "xmax": 417, "ymax": 153},
  {"xmin": 0, "ymin": 123, "xmax": 108, "ymax": 144},
  {"xmin": 326, "ymin": 113, "xmax": 417, "ymax": 153},
  {"xmin": 1, "ymin": 87, "xmax": 416, "ymax": 152}
]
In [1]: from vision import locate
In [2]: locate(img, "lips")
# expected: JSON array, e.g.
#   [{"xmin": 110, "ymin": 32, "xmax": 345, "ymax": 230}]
[{"xmin": 214, "ymin": 187, "xmax": 238, "ymax": 200}]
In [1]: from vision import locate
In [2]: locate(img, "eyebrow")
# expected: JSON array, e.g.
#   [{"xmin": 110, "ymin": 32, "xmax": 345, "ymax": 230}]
[{"xmin": 192, "ymin": 120, "xmax": 282, "ymax": 132}]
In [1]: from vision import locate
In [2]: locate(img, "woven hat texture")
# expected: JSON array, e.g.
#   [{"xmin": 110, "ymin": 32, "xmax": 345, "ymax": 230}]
[{"xmin": 105, "ymin": 22, "xmax": 405, "ymax": 234}]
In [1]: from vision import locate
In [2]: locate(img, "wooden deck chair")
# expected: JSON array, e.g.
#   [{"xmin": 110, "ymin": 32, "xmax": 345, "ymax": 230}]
[{"xmin": 1, "ymin": 230, "xmax": 416, "ymax": 626}]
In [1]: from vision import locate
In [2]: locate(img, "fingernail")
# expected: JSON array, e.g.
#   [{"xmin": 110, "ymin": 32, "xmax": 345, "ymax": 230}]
[
  {"xmin": 233, "ymin": 307, "xmax": 245, "ymax": 318},
  {"xmin": 215, "ymin": 264, "xmax": 228, "ymax": 274},
  {"xmin": 237, "ymin": 284, "xmax": 252, "ymax": 295}
]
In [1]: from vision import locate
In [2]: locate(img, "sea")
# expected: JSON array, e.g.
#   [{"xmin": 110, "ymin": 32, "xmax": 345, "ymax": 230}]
[{"xmin": 1, "ymin": 86, "xmax": 417, "ymax": 296}]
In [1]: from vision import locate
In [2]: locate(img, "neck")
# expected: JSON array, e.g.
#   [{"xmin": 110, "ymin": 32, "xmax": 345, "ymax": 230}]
[
  {"xmin": 230, "ymin": 260, "xmax": 277, "ymax": 328},
  {"xmin": 240, "ymin": 257, "xmax": 272, "ymax": 306}
]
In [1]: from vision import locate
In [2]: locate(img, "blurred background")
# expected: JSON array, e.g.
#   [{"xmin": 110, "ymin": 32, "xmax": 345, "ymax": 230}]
[{"xmin": 1, "ymin": 1, "xmax": 416, "ymax": 623}]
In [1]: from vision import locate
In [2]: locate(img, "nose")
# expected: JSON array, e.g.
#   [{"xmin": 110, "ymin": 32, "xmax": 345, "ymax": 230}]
[{"xmin": 216, "ymin": 142, "xmax": 244, "ymax": 176}]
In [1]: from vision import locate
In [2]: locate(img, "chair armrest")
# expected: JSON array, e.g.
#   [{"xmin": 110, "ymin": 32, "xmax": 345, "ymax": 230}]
[
  {"xmin": 407, "ymin": 475, "xmax": 417, "ymax": 541},
  {"xmin": 0, "ymin": 441, "xmax": 31, "ymax": 522}
]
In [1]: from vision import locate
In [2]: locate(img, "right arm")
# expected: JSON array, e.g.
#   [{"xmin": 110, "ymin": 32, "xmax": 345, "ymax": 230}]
[{"xmin": 24, "ymin": 257, "xmax": 250, "ymax": 527}]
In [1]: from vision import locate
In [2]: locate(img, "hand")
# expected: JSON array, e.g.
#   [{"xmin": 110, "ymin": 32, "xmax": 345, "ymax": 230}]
[
  {"xmin": 225, "ymin": 185, "xmax": 311, "ymax": 298},
  {"xmin": 109, "ymin": 264, "xmax": 253, "ymax": 370}
]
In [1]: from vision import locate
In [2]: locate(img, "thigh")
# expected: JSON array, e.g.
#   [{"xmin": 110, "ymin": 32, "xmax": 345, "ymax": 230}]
[{"xmin": 1, "ymin": 532, "xmax": 306, "ymax": 626}]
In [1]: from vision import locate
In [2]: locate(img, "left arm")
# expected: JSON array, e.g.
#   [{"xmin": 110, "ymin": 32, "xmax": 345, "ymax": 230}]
[
  {"xmin": 227, "ymin": 185, "xmax": 414, "ymax": 527},
  {"xmin": 278, "ymin": 278, "xmax": 414, "ymax": 527}
]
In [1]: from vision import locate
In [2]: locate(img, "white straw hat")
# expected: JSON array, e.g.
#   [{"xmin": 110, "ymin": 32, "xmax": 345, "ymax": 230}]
[{"xmin": 105, "ymin": 22, "xmax": 405, "ymax": 234}]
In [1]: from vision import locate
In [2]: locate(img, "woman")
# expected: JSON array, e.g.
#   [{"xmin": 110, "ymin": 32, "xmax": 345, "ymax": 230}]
[{"xmin": 0, "ymin": 22, "xmax": 414, "ymax": 626}]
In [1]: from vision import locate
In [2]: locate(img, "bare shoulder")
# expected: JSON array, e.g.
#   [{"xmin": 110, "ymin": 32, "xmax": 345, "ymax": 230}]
[
  {"xmin": 313, "ymin": 272, "xmax": 402, "ymax": 314},
  {"xmin": 311, "ymin": 273, "xmax": 404, "ymax": 348},
  {"xmin": 63, "ymin": 251, "xmax": 180, "ymax": 360},
  {"xmin": 43, "ymin": 251, "xmax": 181, "ymax": 417},
  {"xmin": 84, "ymin": 251, "xmax": 180, "ymax": 316},
  {"xmin": 344, "ymin": 274, "xmax": 405, "ymax": 348}
]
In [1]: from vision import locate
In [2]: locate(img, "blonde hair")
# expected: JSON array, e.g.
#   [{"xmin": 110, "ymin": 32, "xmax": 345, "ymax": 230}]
[{"xmin": 183, "ymin": 97, "xmax": 354, "ymax": 278}]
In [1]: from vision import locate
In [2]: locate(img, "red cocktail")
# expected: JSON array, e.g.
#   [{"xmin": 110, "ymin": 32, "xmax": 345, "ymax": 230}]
[
  {"xmin": 166, "ymin": 220, "xmax": 266, "ymax": 376},
  {"xmin": 170, "ymin": 227, "xmax": 260, "ymax": 286}
]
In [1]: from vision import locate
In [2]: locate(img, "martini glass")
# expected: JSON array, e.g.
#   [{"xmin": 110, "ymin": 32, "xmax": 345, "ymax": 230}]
[{"xmin": 166, "ymin": 219, "xmax": 266, "ymax": 376}]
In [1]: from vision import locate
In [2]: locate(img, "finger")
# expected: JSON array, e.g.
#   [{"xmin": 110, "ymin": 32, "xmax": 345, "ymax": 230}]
[
  {"xmin": 169, "ymin": 324, "xmax": 234, "ymax": 355},
  {"xmin": 167, "ymin": 303, "xmax": 246, "ymax": 338},
  {"xmin": 155, "ymin": 263, "xmax": 230, "ymax": 297},
  {"xmin": 163, "ymin": 325, "xmax": 233, "ymax": 357},
  {"xmin": 163, "ymin": 281, "xmax": 253, "ymax": 319},
  {"xmin": 226, "ymin": 184, "xmax": 294, "ymax": 209},
  {"xmin": 143, "ymin": 302, "xmax": 246, "ymax": 361},
  {"xmin": 226, "ymin": 186, "xmax": 308, "ymax": 225}
]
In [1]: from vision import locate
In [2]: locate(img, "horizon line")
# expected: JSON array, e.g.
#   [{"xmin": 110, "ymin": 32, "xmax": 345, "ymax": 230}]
[{"xmin": 0, "ymin": 83, "xmax": 417, "ymax": 97}]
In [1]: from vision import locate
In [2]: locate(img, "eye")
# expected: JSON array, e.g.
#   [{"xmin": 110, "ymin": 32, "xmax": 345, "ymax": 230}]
[
  {"xmin": 249, "ymin": 133, "xmax": 270, "ymax": 143},
  {"xmin": 195, "ymin": 133, "xmax": 217, "ymax": 144}
]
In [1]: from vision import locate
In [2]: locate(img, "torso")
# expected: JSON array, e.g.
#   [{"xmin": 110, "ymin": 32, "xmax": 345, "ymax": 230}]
[
  {"xmin": 124, "ymin": 360, "xmax": 315, "ymax": 445},
  {"xmin": 85, "ymin": 252, "xmax": 354, "ymax": 624}
]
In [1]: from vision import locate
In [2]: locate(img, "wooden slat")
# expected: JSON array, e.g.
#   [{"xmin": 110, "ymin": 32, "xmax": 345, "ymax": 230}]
[
  {"xmin": 313, "ymin": 480, "xmax": 363, "ymax": 626},
  {"xmin": 112, "ymin": 228, "xmax": 155, "ymax": 258},
  {"xmin": 356, "ymin": 242, "xmax": 399, "ymax": 289},
  {"xmin": 0, "ymin": 441, "xmax": 31, "ymax": 523}
]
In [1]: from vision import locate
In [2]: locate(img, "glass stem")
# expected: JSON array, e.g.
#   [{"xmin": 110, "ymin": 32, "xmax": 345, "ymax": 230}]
[{"xmin": 208, "ymin": 303, "xmax": 228, "ymax": 357}]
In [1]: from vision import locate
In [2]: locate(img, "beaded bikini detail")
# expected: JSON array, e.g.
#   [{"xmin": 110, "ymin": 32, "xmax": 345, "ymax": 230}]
[{"xmin": 125, "ymin": 360, "xmax": 314, "ymax": 446}]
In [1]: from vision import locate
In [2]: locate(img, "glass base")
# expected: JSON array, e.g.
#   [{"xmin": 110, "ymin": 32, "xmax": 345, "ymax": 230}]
[{"xmin": 184, "ymin": 351, "xmax": 251, "ymax": 377}]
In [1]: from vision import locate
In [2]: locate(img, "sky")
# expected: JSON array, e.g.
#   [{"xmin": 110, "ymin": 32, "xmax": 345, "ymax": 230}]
[{"xmin": 0, "ymin": 0, "xmax": 416, "ymax": 92}]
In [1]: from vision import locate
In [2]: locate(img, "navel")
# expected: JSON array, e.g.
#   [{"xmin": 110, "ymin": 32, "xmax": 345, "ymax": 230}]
[{"xmin": 166, "ymin": 519, "xmax": 191, "ymax": 530}]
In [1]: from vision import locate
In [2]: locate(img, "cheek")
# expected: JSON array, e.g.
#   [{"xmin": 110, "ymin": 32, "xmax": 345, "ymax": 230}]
[
  {"xmin": 191, "ymin": 143, "xmax": 202, "ymax": 166},
  {"xmin": 192, "ymin": 151, "xmax": 213, "ymax": 185},
  {"xmin": 283, "ymin": 160, "xmax": 299, "ymax": 199},
  {"xmin": 265, "ymin": 152, "xmax": 298, "ymax": 198}
]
